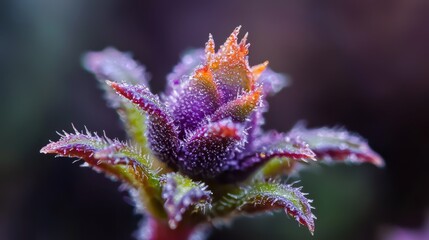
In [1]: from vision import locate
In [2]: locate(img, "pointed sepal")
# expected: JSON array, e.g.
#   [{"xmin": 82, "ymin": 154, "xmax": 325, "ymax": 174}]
[
  {"xmin": 160, "ymin": 173, "xmax": 212, "ymax": 229},
  {"xmin": 251, "ymin": 61, "xmax": 269, "ymax": 81},
  {"xmin": 207, "ymin": 26, "xmax": 256, "ymax": 103},
  {"xmin": 211, "ymin": 87, "xmax": 262, "ymax": 122}
]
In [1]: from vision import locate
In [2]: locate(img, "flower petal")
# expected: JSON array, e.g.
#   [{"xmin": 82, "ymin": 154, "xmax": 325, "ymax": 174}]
[
  {"xmin": 210, "ymin": 87, "xmax": 262, "ymax": 122},
  {"xmin": 161, "ymin": 173, "xmax": 211, "ymax": 229},
  {"xmin": 213, "ymin": 181, "xmax": 315, "ymax": 234},
  {"xmin": 167, "ymin": 65, "xmax": 220, "ymax": 137},
  {"xmin": 182, "ymin": 119, "xmax": 246, "ymax": 179},
  {"xmin": 207, "ymin": 26, "xmax": 256, "ymax": 103}
]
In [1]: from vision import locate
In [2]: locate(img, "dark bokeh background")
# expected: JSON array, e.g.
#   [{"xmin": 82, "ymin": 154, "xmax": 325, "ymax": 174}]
[{"xmin": 1, "ymin": 0, "xmax": 428, "ymax": 239}]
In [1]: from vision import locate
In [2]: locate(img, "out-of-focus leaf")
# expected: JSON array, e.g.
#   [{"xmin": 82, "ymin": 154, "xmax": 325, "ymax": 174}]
[
  {"xmin": 255, "ymin": 66, "xmax": 289, "ymax": 96},
  {"xmin": 83, "ymin": 48, "xmax": 150, "ymax": 149},
  {"xmin": 166, "ymin": 49, "xmax": 205, "ymax": 95},
  {"xmin": 83, "ymin": 47, "xmax": 149, "ymax": 86},
  {"xmin": 289, "ymin": 125, "xmax": 384, "ymax": 167},
  {"xmin": 213, "ymin": 181, "xmax": 315, "ymax": 234},
  {"xmin": 161, "ymin": 173, "xmax": 211, "ymax": 229}
]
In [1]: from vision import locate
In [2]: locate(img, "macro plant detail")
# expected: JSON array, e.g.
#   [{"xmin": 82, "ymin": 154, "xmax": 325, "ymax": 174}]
[{"xmin": 40, "ymin": 26, "xmax": 384, "ymax": 240}]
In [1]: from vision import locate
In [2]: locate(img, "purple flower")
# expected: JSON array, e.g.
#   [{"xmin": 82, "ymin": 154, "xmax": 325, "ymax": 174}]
[{"xmin": 41, "ymin": 26, "xmax": 383, "ymax": 240}]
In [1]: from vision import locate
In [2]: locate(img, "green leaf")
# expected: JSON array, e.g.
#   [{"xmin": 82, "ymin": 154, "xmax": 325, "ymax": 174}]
[
  {"xmin": 160, "ymin": 173, "xmax": 212, "ymax": 229},
  {"xmin": 107, "ymin": 81, "xmax": 180, "ymax": 170},
  {"xmin": 212, "ymin": 181, "xmax": 315, "ymax": 234},
  {"xmin": 83, "ymin": 48, "xmax": 150, "ymax": 151},
  {"xmin": 117, "ymin": 104, "xmax": 149, "ymax": 152}
]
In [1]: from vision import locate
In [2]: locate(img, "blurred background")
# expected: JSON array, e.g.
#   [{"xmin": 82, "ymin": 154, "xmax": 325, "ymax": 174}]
[{"xmin": 1, "ymin": 0, "xmax": 428, "ymax": 239}]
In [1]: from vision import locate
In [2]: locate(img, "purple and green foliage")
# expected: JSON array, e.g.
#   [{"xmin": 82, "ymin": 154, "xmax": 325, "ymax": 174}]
[{"xmin": 41, "ymin": 26, "xmax": 383, "ymax": 240}]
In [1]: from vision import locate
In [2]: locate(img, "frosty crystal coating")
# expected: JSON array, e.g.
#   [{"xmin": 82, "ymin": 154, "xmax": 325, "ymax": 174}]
[{"xmin": 41, "ymin": 26, "xmax": 383, "ymax": 240}]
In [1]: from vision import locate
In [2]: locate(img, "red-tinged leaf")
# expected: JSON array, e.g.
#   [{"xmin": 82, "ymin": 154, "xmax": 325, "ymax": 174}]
[
  {"xmin": 82, "ymin": 48, "xmax": 149, "ymax": 110},
  {"xmin": 160, "ymin": 173, "xmax": 212, "ymax": 229},
  {"xmin": 41, "ymin": 127, "xmax": 169, "ymax": 218},
  {"xmin": 213, "ymin": 181, "xmax": 315, "ymax": 234},
  {"xmin": 289, "ymin": 125, "xmax": 384, "ymax": 167},
  {"xmin": 107, "ymin": 81, "xmax": 181, "ymax": 166},
  {"xmin": 182, "ymin": 119, "xmax": 246, "ymax": 179},
  {"xmin": 40, "ymin": 128, "xmax": 141, "ymax": 187},
  {"xmin": 83, "ymin": 48, "xmax": 150, "ymax": 149},
  {"xmin": 210, "ymin": 87, "xmax": 262, "ymax": 122},
  {"xmin": 107, "ymin": 81, "xmax": 168, "ymax": 119}
]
